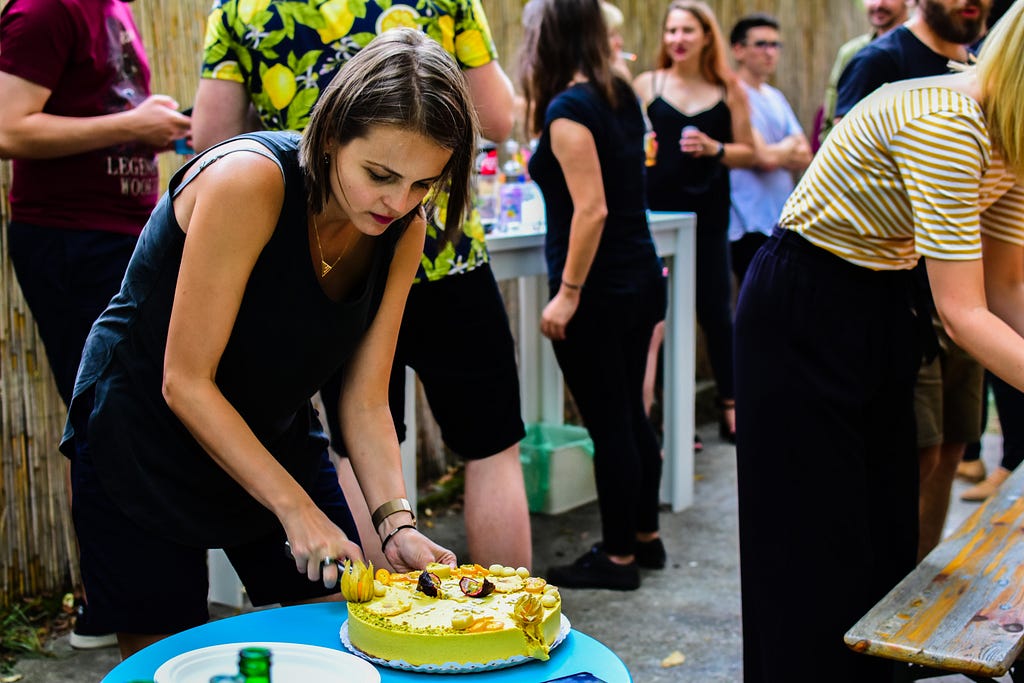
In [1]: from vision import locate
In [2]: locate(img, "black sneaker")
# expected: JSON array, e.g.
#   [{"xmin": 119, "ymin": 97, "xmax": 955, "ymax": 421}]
[
  {"xmin": 635, "ymin": 537, "xmax": 667, "ymax": 570},
  {"xmin": 593, "ymin": 539, "xmax": 666, "ymax": 570},
  {"xmin": 546, "ymin": 545, "xmax": 640, "ymax": 591},
  {"xmin": 69, "ymin": 604, "xmax": 117, "ymax": 650}
]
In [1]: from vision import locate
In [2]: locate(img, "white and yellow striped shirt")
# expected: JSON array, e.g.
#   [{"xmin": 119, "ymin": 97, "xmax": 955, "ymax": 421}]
[{"xmin": 780, "ymin": 82, "xmax": 1024, "ymax": 270}]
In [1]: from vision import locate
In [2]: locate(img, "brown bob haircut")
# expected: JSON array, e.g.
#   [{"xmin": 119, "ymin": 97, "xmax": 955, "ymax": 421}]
[{"xmin": 299, "ymin": 28, "xmax": 478, "ymax": 242}]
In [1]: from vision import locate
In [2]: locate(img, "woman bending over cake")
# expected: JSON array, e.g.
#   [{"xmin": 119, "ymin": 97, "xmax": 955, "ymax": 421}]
[
  {"xmin": 520, "ymin": 0, "xmax": 667, "ymax": 590},
  {"xmin": 734, "ymin": 3, "xmax": 1024, "ymax": 681},
  {"xmin": 59, "ymin": 30, "xmax": 474, "ymax": 657}
]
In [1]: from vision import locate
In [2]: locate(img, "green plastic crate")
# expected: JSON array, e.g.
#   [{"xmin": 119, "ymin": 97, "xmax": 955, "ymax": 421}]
[{"xmin": 519, "ymin": 423, "xmax": 596, "ymax": 514}]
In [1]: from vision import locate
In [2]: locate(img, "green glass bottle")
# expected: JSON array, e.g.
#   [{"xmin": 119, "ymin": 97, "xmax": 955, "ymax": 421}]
[{"xmin": 237, "ymin": 646, "xmax": 272, "ymax": 683}]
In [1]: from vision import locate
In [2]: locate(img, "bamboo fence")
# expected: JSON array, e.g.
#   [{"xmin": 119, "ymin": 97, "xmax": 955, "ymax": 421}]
[
  {"xmin": 486, "ymin": 0, "xmax": 866, "ymax": 135},
  {"xmin": 1, "ymin": 0, "xmax": 868, "ymax": 605},
  {"xmin": 0, "ymin": 159, "xmax": 77, "ymax": 606}
]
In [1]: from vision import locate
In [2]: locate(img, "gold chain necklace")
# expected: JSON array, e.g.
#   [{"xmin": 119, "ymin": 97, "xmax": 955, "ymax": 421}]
[{"xmin": 312, "ymin": 214, "xmax": 354, "ymax": 278}]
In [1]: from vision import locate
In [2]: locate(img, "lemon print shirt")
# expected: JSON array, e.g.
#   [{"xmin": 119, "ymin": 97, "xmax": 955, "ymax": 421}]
[
  {"xmin": 202, "ymin": 0, "xmax": 498, "ymax": 282},
  {"xmin": 780, "ymin": 82, "xmax": 1024, "ymax": 270}
]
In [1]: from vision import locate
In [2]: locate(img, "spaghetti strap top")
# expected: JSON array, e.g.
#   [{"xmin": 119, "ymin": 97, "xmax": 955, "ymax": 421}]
[{"xmin": 645, "ymin": 70, "xmax": 733, "ymax": 209}]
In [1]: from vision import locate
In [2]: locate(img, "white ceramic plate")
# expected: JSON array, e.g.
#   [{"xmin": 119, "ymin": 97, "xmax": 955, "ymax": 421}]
[
  {"xmin": 339, "ymin": 614, "xmax": 571, "ymax": 673},
  {"xmin": 154, "ymin": 641, "xmax": 380, "ymax": 683}
]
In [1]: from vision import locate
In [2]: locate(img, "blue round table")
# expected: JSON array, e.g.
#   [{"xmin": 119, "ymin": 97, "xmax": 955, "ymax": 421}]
[{"xmin": 101, "ymin": 602, "xmax": 631, "ymax": 682}]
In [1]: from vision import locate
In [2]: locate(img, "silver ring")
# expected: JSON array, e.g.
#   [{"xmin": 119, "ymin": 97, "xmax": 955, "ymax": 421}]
[{"xmin": 321, "ymin": 556, "xmax": 334, "ymax": 566}]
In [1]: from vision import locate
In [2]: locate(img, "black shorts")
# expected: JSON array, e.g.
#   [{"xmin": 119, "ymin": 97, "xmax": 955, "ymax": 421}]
[
  {"xmin": 70, "ymin": 423, "xmax": 355, "ymax": 635},
  {"xmin": 322, "ymin": 263, "xmax": 525, "ymax": 460}
]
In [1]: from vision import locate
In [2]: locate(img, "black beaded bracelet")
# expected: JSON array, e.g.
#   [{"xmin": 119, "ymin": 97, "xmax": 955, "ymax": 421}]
[{"xmin": 380, "ymin": 524, "xmax": 418, "ymax": 553}]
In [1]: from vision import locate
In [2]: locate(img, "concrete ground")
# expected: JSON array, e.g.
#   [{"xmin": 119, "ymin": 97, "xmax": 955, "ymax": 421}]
[{"xmin": 7, "ymin": 425, "xmax": 1006, "ymax": 682}]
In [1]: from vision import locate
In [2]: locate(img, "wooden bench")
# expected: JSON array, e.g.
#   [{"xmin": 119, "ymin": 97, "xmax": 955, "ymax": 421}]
[{"xmin": 845, "ymin": 465, "xmax": 1024, "ymax": 682}]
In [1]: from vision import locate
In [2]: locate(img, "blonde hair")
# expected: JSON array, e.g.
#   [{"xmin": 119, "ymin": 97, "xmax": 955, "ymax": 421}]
[
  {"xmin": 601, "ymin": 1, "xmax": 624, "ymax": 30},
  {"xmin": 974, "ymin": 0, "xmax": 1024, "ymax": 175}
]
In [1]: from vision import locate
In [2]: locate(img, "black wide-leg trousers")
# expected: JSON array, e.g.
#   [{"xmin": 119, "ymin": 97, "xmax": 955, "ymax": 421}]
[{"xmin": 734, "ymin": 228, "xmax": 922, "ymax": 683}]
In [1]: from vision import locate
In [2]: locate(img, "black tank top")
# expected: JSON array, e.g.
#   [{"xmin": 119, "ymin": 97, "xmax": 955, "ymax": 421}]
[
  {"xmin": 61, "ymin": 131, "xmax": 410, "ymax": 546},
  {"xmin": 645, "ymin": 71, "xmax": 733, "ymax": 210}
]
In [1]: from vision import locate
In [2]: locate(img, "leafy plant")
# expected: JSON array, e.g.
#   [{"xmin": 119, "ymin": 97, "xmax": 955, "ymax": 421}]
[
  {"xmin": 0, "ymin": 594, "xmax": 68, "ymax": 675},
  {"xmin": 417, "ymin": 463, "xmax": 465, "ymax": 512}
]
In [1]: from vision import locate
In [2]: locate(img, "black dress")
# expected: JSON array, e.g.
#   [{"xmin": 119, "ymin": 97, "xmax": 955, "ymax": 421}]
[{"xmin": 645, "ymin": 74, "xmax": 735, "ymax": 402}]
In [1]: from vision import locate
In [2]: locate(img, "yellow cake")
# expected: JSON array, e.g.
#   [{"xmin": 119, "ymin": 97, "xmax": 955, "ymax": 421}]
[{"xmin": 342, "ymin": 561, "xmax": 563, "ymax": 667}]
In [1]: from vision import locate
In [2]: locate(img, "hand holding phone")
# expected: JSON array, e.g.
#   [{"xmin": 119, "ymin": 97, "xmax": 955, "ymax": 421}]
[{"xmin": 174, "ymin": 107, "xmax": 194, "ymax": 155}]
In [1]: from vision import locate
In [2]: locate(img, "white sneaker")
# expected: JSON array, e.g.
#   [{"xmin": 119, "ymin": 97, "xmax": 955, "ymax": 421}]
[
  {"xmin": 69, "ymin": 630, "xmax": 118, "ymax": 649},
  {"xmin": 69, "ymin": 605, "xmax": 117, "ymax": 649}
]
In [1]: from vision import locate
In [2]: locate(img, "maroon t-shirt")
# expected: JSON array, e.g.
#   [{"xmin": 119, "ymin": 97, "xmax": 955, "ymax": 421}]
[{"xmin": 0, "ymin": 0, "xmax": 158, "ymax": 234}]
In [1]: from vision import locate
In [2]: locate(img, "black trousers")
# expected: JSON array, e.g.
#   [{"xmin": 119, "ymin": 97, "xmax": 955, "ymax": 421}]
[
  {"xmin": 7, "ymin": 221, "xmax": 137, "ymax": 405},
  {"xmin": 551, "ymin": 272, "xmax": 666, "ymax": 556},
  {"xmin": 730, "ymin": 231, "xmax": 769, "ymax": 288},
  {"xmin": 694, "ymin": 198, "xmax": 736, "ymax": 401},
  {"xmin": 734, "ymin": 229, "xmax": 921, "ymax": 683},
  {"xmin": 991, "ymin": 372, "xmax": 1024, "ymax": 471}
]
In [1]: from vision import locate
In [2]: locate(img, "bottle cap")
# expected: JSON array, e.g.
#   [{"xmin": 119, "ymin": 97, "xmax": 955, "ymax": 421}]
[
  {"xmin": 480, "ymin": 149, "xmax": 498, "ymax": 175},
  {"xmin": 502, "ymin": 158, "xmax": 523, "ymax": 177}
]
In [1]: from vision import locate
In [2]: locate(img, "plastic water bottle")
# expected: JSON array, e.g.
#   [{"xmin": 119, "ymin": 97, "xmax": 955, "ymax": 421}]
[
  {"xmin": 475, "ymin": 149, "xmax": 499, "ymax": 227},
  {"xmin": 519, "ymin": 179, "xmax": 545, "ymax": 233},
  {"xmin": 497, "ymin": 156, "xmax": 526, "ymax": 233},
  {"xmin": 498, "ymin": 176, "xmax": 524, "ymax": 233}
]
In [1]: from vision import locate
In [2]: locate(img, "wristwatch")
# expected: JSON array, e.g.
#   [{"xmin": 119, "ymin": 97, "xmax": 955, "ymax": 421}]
[{"xmin": 713, "ymin": 142, "xmax": 725, "ymax": 160}]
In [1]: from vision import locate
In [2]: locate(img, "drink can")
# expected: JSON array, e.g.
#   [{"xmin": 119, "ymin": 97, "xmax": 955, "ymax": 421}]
[{"xmin": 681, "ymin": 125, "xmax": 699, "ymax": 155}]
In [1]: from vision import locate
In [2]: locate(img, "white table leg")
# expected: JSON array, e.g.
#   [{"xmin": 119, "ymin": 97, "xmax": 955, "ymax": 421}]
[
  {"xmin": 661, "ymin": 228, "xmax": 696, "ymax": 511},
  {"xmin": 400, "ymin": 366, "xmax": 418, "ymax": 511},
  {"xmin": 518, "ymin": 276, "xmax": 563, "ymax": 425}
]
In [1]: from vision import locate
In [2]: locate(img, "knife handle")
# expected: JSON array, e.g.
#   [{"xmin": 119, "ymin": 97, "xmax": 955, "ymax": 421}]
[{"xmin": 283, "ymin": 541, "xmax": 339, "ymax": 566}]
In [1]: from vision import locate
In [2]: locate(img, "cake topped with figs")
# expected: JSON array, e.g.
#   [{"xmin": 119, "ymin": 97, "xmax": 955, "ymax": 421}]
[{"xmin": 342, "ymin": 560, "xmax": 563, "ymax": 667}]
